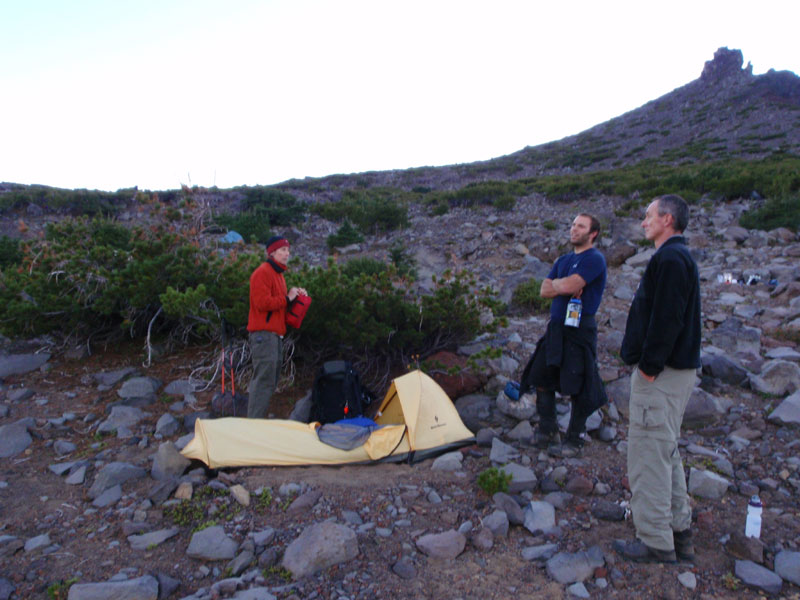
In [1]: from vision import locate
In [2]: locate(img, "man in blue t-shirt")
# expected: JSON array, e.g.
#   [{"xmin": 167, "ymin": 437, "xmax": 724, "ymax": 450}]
[{"xmin": 519, "ymin": 213, "xmax": 608, "ymax": 457}]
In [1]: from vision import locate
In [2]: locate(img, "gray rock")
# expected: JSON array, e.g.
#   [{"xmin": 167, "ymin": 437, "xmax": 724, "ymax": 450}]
[
  {"xmin": 521, "ymin": 543, "xmax": 559, "ymax": 562},
  {"xmin": 590, "ymin": 500, "xmax": 625, "ymax": 521},
  {"xmin": 546, "ymin": 546, "xmax": 605, "ymax": 584},
  {"xmin": 118, "ymin": 376, "xmax": 160, "ymax": 403},
  {"xmin": 702, "ymin": 352, "xmax": 748, "ymax": 386},
  {"xmin": 187, "ymin": 525, "xmax": 239, "ymax": 561},
  {"xmin": 708, "ymin": 317, "xmax": 761, "ymax": 356},
  {"xmin": 677, "ymin": 571, "xmax": 697, "ymax": 589},
  {"xmin": 496, "ymin": 390, "xmax": 536, "ymax": 420},
  {"xmin": 155, "ymin": 413, "xmax": 179, "ymax": 437},
  {"xmin": 566, "ymin": 582, "xmax": 590, "ymax": 598},
  {"xmin": 66, "ymin": 575, "xmax": 158, "ymax": 600},
  {"xmin": 0, "ymin": 353, "xmax": 50, "ymax": 378},
  {"xmin": 164, "ymin": 379, "xmax": 199, "ymax": 395},
  {"xmin": 775, "ymin": 550, "xmax": 800, "ymax": 586},
  {"xmin": 227, "ymin": 550, "xmax": 255, "ymax": 576},
  {"xmin": 53, "ymin": 439, "xmax": 77, "ymax": 455},
  {"xmin": 24, "ymin": 533, "xmax": 50, "ymax": 553},
  {"xmin": 231, "ymin": 588, "xmax": 277, "ymax": 600},
  {"xmin": 766, "ymin": 347, "xmax": 800, "ymax": 362},
  {"xmin": 431, "ymin": 451, "xmax": 463, "ymax": 471},
  {"xmin": 499, "ymin": 462, "xmax": 537, "ymax": 493},
  {"xmin": 471, "ymin": 527, "xmax": 494, "ymax": 551},
  {"xmin": 490, "ymin": 438, "xmax": 520, "ymax": 463},
  {"xmin": 735, "ymin": 560, "xmax": 782, "ymax": 595},
  {"xmin": 151, "ymin": 442, "xmax": 190, "ymax": 481},
  {"xmin": 7, "ymin": 388, "xmax": 34, "ymax": 402},
  {"xmin": 506, "ymin": 420, "xmax": 533, "ymax": 443},
  {"xmin": 93, "ymin": 367, "xmax": 138, "ymax": 388},
  {"xmin": 0, "ymin": 577, "xmax": 14, "ymax": 600},
  {"xmin": 683, "ymin": 388, "xmax": 729, "ymax": 429},
  {"xmin": 483, "ymin": 510, "xmax": 509, "ymax": 538},
  {"xmin": 97, "ymin": 405, "xmax": 146, "ymax": 435},
  {"xmin": 92, "ymin": 484, "xmax": 122, "ymax": 508},
  {"xmin": 282, "ymin": 521, "xmax": 359, "ymax": 578},
  {"xmin": 768, "ymin": 391, "xmax": 800, "ymax": 425},
  {"xmin": 252, "ymin": 527, "xmax": 276, "ymax": 547},
  {"xmin": 65, "ymin": 465, "xmax": 87, "ymax": 485},
  {"xmin": 392, "ymin": 557, "xmax": 416, "ymax": 579},
  {"xmin": 286, "ymin": 489, "xmax": 323, "ymax": 514},
  {"xmin": 605, "ymin": 376, "xmax": 631, "ymax": 417},
  {"xmin": 415, "ymin": 529, "xmax": 466, "ymax": 559},
  {"xmin": 524, "ymin": 501, "xmax": 556, "ymax": 534},
  {"xmin": 89, "ymin": 462, "xmax": 147, "ymax": 499},
  {"xmin": 0, "ymin": 420, "xmax": 32, "ymax": 458},
  {"xmin": 749, "ymin": 360, "xmax": 800, "ymax": 396},
  {"xmin": 492, "ymin": 492, "xmax": 525, "ymax": 525},
  {"xmin": 454, "ymin": 394, "xmax": 493, "ymax": 431},
  {"xmin": 128, "ymin": 528, "xmax": 179, "ymax": 550},
  {"xmin": 688, "ymin": 467, "xmax": 730, "ymax": 499}
]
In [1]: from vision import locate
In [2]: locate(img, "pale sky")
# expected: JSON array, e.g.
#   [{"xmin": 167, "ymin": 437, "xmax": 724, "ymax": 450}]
[{"xmin": 1, "ymin": 0, "xmax": 798, "ymax": 192}]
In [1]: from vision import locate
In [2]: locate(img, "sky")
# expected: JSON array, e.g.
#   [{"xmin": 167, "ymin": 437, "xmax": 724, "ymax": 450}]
[{"xmin": 1, "ymin": 1, "xmax": 798, "ymax": 192}]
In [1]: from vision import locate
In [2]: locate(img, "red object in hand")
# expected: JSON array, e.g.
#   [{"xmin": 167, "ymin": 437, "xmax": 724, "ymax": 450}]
[{"xmin": 285, "ymin": 294, "xmax": 311, "ymax": 329}]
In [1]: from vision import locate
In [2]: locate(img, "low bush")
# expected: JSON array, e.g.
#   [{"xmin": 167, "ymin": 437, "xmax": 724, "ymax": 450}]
[
  {"xmin": 476, "ymin": 467, "xmax": 512, "ymax": 496},
  {"xmin": 312, "ymin": 188, "xmax": 410, "ymax": 234},
  {"xmin": 739, "ymin": 195, "xmax": 800, "ymax": 231},
  {"xmin": 511, "ymin": 279, "xmax": 552, "ymax": 313},
  {"xmin": 327, "ymin": 220, "xmax": 364, "ymax": 250},
  {"xmin": 0, "ymin": 235, "xmax": 22, "ymax": 269}
]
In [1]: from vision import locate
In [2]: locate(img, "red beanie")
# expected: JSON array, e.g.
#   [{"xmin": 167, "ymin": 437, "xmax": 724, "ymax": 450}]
[{"xmin": 266, "ymin": 236, "xmax": 290, "ymax": 255}]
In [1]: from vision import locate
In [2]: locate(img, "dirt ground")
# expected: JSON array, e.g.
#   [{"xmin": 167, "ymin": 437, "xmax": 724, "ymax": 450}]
[{"xmin": 1, "ymin": 342, "xmax": 798, "ymax": 599}]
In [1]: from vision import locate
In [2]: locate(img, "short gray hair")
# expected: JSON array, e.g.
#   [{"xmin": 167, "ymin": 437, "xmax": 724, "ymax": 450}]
[{"xmin": 655, "ymin": 194, "xmax": 689, "ymax": 233}]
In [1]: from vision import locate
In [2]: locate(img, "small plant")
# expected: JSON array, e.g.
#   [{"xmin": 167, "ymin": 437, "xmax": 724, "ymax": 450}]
[
  {"xmin": 264, "ymin": 565, "xmax": 293, "ymax": 582},
  {"xmin": 477, "ymin": 466, "xmax": 512, "ymax": 496},
  {"xmin": 46, "ymin": 578, "xmax": 78, "ymax": 599},
  {"xmin": 542, "ymin": 220, "xmax": 556, "ymax": 230},
  {"xmin": 255, "ymin": 487, "xmax": 273, "ymax": 512},
  {"xmin": 721, "ymin": 571, "xmax": 740, "ymax": 591}
]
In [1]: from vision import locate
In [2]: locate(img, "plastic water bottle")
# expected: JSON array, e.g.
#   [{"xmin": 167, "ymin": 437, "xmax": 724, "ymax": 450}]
[
  {"xmin": 745, "ymin": 494, "xmax": 762, "ymax": 539},
  {"xmin": 564, "ymin": 297, "xmax": 582, "ymax": 327}
]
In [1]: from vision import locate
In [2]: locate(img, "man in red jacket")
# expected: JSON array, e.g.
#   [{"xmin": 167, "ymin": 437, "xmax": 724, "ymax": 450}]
[{"xmin": 247, "ymin": 236, "xmax": 306, "ymax": 419}]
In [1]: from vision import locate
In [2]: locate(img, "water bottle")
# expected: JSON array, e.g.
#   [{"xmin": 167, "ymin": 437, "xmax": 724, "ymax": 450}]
[
  {"xmin": 745, "ymin": 494, "xmax": 762, "ymax": 539},
  {"xmin": 564, "ymin": 297, "xmax": 582, "ymax": 327}
]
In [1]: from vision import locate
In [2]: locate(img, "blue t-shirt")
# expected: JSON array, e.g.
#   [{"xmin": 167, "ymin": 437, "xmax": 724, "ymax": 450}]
[{"xmin": 547, "ymin": 247, "xmax": 607, "ymax": 320}]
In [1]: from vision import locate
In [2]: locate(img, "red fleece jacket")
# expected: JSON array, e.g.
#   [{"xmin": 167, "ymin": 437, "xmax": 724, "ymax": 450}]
[{"xmin": 247, "ymin": 260, "xmax": 288, "ymax": 335}]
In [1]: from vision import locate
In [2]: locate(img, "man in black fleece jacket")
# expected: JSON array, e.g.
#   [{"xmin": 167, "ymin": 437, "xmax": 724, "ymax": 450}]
[{"xmin": 614, "ymin": 194, "xmax": 701, "ymax": 564}]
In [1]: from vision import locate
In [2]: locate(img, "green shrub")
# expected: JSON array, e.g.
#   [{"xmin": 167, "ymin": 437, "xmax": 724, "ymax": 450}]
[
  {"xmin": 215, "ymin": 211, "xmax": 273, "ymax": 244},
  {"xmin": 0, "ymin": 235, "xmax": 22, "ymax": 269},
  {"xmin": 312, "ymin": 188, "xmax": 410, "ymax": 234},
  {"xmin": 327, "ymin": 220, "xmax": 364, "ymax": 250},
  {"xmin": 389, "ymin": 242, "xmax": 417, "ymax": 279},
  {"xmin": 426, "ymin": 180, "xmax": 528, "ymax": 211},
  {"xmin": 234, "ymin": 187, "xmax": 307, "ymax": 226},
  {"xmin": 739, "ymin": 195, "xmax": 800, "ymax": 231},
  {"xmin": 341, "ymin": 257, "xmax": 387, "ymax": 279},
  {"xmin": 511, "ymin": 279, "xmax": 552, "ymax": 313},
  {"xmin": 476, "ymin": 467, "xmax": 512, "ymax": 496}
]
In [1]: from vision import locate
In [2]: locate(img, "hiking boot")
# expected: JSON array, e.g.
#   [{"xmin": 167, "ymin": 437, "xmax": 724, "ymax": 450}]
[
  {"xmin": 673, "ymin": 529, "xmax": 695, "ymax": 562},
  {"xmin": 612, "ymin": 539, "xmax": 677, "ymax": 564},
  {"xmin": 547, "ymin": 439, "xmax": 583, "ymax": 458},
  {"xmin": 534, "ymin": 428, "xmax": 559, "ymax": 449}
]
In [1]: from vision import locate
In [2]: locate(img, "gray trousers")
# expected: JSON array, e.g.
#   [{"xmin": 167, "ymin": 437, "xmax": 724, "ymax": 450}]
[
  {"xmin": 627, "ymin": 366, "xmax": 695, "ymax": 551},
  {"xmin": 247, "ymin": 331, "xmax": 283, "ymax": 419}
]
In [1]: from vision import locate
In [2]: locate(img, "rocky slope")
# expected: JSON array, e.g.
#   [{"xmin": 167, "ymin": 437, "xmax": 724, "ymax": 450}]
[{"xmin": 1, "ymin": 193, "xmax": 800, "ymax": 599}]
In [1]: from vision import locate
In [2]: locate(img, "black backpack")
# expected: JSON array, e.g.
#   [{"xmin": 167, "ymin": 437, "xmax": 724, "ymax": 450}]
[{"xmin": 309, "ymin": 360, "xmax": 374, "ymax": 424}]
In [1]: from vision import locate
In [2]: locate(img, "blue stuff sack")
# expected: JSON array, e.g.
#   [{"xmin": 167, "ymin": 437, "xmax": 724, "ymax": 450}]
[{"xmin": 504, "ymin": 381, "xmax": 521, "ymax": 401}]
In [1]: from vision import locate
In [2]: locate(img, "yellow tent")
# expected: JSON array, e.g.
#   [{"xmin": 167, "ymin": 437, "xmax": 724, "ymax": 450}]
[{"xmin": 181, "ymin": 370, "xmax": 475, "ymax": 468}]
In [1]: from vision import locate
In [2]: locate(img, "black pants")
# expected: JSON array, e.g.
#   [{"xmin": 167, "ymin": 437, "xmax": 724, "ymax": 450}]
[{"xmin": 536, "ymin": 389, "xmax": 592, "ymax": 441}]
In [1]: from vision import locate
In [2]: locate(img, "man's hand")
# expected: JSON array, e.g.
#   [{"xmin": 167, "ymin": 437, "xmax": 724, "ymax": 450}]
[{"xmin": 638, "ymin": 368, "xmax": 656, "ymax": 382}]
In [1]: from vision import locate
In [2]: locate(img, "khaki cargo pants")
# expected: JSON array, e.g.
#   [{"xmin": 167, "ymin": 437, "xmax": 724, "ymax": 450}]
[
  {"xmin": 627, "ymin": 366, "xmax": 696, "ymax": 551},
  {"xmin": 247, "ymin": 331, "xmax": 283, "ymax": 419}
]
